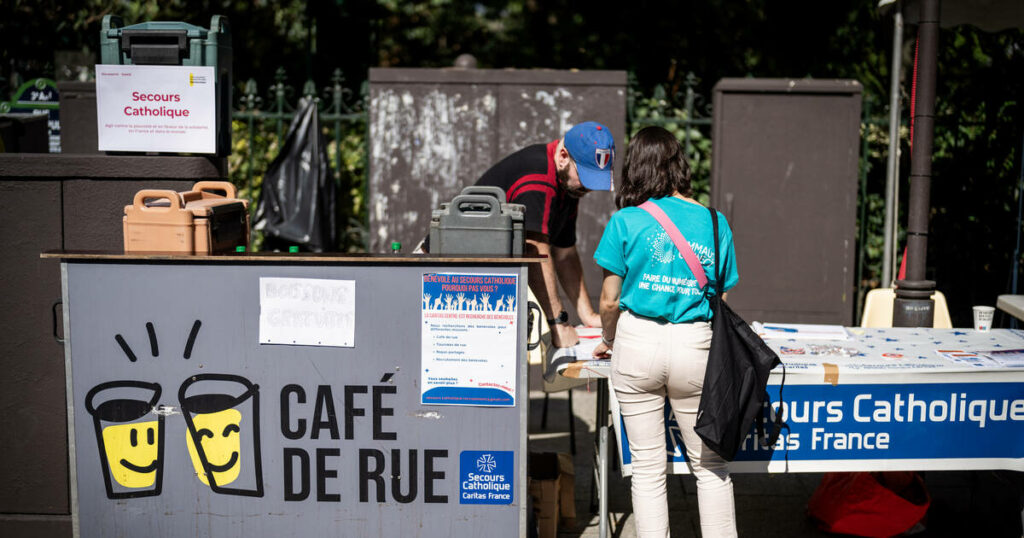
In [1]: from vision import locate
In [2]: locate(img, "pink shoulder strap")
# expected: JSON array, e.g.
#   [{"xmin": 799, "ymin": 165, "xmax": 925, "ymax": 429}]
[{"xmin": 638, "ymin": 200, "xmax": 708, "ymax": 290}]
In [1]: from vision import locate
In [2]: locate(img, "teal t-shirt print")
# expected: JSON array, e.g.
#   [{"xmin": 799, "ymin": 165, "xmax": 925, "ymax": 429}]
[{"xmin": 594, "ymin": 197, "xmax": 739, "ymax": 324}]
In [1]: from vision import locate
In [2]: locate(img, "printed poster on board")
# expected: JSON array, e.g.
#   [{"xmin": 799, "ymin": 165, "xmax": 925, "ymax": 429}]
[
  {"xmin": 95, "ymin": 64, "xmax": 216, "ymax": 153},
  {"xmin": 421, "ymin": 273, "xmax": 518, "ymax": 406}
]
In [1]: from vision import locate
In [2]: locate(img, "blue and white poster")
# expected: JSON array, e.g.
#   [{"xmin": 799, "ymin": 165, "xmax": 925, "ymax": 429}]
[
  {"xmin": 421, "ymin": 273, "xmax": 518, "ymax": 406},
  {"xmin": 459, "ymin": 450, "xmax": 514, "ymax": 504},
  {"xmin": 612, "ymin": 381, "xmax": 1024, "ymax": 474}
]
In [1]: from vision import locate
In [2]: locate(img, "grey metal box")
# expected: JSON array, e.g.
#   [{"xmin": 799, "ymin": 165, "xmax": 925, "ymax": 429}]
[{"xmin": 429, "ymin": 186, "xmax": 524, "ymax": 256}]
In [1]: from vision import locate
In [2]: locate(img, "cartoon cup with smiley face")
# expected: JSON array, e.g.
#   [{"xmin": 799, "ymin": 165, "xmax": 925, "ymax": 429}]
[
  {"xmin": 85, "ymin": 381, "xmax": 165, "ymax": 499},
  {"xmin": 179, "ymin": 374, "xmax": 263, "ymax": 497}
]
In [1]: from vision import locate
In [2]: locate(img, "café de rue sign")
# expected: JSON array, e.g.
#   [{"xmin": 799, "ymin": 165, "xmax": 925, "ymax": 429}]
[{"xmin": 95, "ymin": 64, "xmax": 216, "ymax": 154}]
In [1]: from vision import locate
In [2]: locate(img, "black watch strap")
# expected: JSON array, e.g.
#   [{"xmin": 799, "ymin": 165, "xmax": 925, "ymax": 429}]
[{"xmin": 547, "ymin": 310, "xmax": 568, "ymax": 326}]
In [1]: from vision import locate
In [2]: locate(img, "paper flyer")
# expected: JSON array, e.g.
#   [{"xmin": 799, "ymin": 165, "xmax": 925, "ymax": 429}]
[
  {"xmin": 420, "ymin": 273, "xmax": 518, "ymax": 406},
  {"xmin": 934, "ymin": 350, "xmax": 999, "ymax": 368},
  {"xmin": 544, "ymin": 327, "xmax": 602, "ymax": 382},
  {"xmin": 935, "ymin": 348, "xmax": 1024, "ymax": 368},
  {"xmin": 979, "ymin": 349, "xmax": 1024, "ymax": 368}
]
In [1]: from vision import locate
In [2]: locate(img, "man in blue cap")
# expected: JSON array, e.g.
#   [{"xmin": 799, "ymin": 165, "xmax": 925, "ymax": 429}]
[
  {"xmin": 473, "ymin": 121, "xmax": 615, "ymax": 348},
  {"xmin": 421, "ymin": 122, "xmax": 613, "ymax": 346}
]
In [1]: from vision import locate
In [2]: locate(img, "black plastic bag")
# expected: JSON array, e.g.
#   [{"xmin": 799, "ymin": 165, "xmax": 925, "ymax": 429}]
[
  {"xmin": 693, "ymin": 207, "xmax": 785, "ymax": 461},
  {"xmin": 253, "ymin": 97, "xmax": 337, "ymax": 252}
]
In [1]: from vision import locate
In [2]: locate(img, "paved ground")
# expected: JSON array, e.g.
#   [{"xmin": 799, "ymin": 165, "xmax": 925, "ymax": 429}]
[{"xmin": 526, "ymin": 364, "xmax": 1024, "ymax": 538}]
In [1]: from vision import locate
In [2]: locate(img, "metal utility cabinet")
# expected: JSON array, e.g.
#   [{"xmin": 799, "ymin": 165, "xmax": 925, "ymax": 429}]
[
  {"xmin": 368, "ymin": 67, "xmax": 626, "ymax": 316},
  {"xmin": 0, "ymin": 154, "xmax": 223, "ymax": 537},
  {"xmin": 711, "ymin": 78, "xmax": 862, "ymax": 325}
]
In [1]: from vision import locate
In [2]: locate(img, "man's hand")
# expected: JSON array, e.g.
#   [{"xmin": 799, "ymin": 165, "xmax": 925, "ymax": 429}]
[
  {"xmin": 592, "ymin": 341, "xmax": 611, "ymax": 359},
  {"xmin": 550, "ymin": 323, "xmax": 579, "ymax": 348},
  {"xmin": 580, "ymin": 311, "xmax": 602, "ymax": 328},
  {"xmin": 550, "ymin": 244, "xmax": 601, "ymax": 328},
  {"xmin": 525, "ymin": 236, "xmax": 599, "ymax": 344}
]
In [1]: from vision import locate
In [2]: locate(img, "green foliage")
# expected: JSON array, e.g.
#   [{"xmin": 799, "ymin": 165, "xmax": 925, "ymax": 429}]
[
  {"xmin": 228, "ymin": 114, "xmax": 367, "ymax": 253},
  {"xmin": 5, "ymin": 0, "xmax": 1022, "ymax": 325},
  {"xmin": 228, "ymin": 119, "xmax": 280, "ymax": 251},
  {"xmin": 924, "ymin": 27, "xmax": 1022, "ymax": 324},
  {"xmin": 628, "ymin": 82, "xmax": 713, "ymax": 207},
  {"xmin": 2, "ymin": 0, "xmax": 353, "ymax": 93},
  {"xmin": 326, "ymin": 124, "xmax": 370, "ymax": 252},
  {"xmin": 229, "ymin": 119, "xmax": 280, "ymax": 204},
  {"xmin": 856, "ymin": 103, "xmax": 904, "ymax": 293},
  {"xmin": 844, "ymin": 23, "xmax": 1023, "ymax": 326},
  {"xmin": 375, "ymin": 0, "xmax": 518, "ymax": 67}
]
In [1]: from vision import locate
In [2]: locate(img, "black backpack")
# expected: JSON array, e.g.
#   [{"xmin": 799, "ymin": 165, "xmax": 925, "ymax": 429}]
[{"xmin": 693, "ymin": 208, "xmax": 785, "ymax": 461}]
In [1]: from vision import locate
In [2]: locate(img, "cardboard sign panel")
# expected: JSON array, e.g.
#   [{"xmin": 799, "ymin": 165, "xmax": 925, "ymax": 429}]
[{"xmin": 95, "ymin": 64, "xmax": 216, "ymax": 153}]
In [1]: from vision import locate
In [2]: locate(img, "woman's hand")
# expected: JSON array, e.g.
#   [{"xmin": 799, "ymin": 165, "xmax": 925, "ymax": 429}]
[
  {"xmin": 593, "ymin": 341, "xmax": 612, "ymax": 359},
  {"xmin": 594, "ymin": 270, "xmax": 622, "ymax": 359}
]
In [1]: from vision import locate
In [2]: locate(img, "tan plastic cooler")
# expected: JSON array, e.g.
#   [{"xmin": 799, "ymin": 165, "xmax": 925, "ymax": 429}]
[{"xmin": 123, "ymin": 181, "xmax": 250, "ymax": 254}]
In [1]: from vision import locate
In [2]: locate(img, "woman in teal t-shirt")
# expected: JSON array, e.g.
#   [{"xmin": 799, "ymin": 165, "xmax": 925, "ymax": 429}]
[{"xmin": 592, "ymin": 127, "xmax": 738, "ymax": 538}]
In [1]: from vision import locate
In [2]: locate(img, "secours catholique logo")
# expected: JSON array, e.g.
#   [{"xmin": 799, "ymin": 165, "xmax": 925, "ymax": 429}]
[{"xmin": 459, "ymin": 450, "xmax": 514, "ymax": 505}]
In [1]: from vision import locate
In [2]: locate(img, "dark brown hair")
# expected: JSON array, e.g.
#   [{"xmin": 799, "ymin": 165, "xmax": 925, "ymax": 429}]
[{"xmin": 615, "ymin": 126, "xmax": 692, "ymax": 209}]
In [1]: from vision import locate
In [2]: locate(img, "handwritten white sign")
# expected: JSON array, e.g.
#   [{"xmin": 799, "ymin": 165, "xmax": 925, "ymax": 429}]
[
  {"xmin": 95, "ymin": 64, "xmax": 216, "ymax": 153},
  {"xmin": 259, "ymin": 277, "xmax": 355, "ymax": 347}
]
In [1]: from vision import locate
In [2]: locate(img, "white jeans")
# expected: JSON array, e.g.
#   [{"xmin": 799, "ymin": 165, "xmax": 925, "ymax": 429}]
[{"xmin": 611, "ymin": 311, "xmax": 736, "ymax": 538}]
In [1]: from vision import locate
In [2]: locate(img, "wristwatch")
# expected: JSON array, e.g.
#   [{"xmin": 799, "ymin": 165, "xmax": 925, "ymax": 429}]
[{"xmin": 546, "ymin": 310, "xmax": 569, "ymax": 326}]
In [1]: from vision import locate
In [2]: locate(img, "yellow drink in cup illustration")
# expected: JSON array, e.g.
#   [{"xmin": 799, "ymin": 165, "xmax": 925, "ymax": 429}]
[
  {"xmin": 184, "ymin": 407, "xmax": 242, "ymax": 486},
  {"xmin": 101, "ymin": 420, "xmax": 160, "ymax": 487},
  {"xmin": 85, "ymin": 381, "xmax": 164, "ymax": 499},
  {"xmin": 179, "ymin": 374, "xmax": 263, "ymax": 497}
]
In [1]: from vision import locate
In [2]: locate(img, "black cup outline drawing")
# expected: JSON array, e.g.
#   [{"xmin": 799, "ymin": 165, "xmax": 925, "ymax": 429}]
[
  {"xmin": 84, "ymin": 381, "xmax": 165, "ymax": 499},
  {"xmin": 178, "ymin": 373, "xmax": 264, "ymax": 497}
]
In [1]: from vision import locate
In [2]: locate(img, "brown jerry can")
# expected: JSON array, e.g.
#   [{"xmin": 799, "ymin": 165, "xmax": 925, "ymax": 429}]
[{"xmin": 123, "ymin": 181, "xmax": 250, "ymax": 254}]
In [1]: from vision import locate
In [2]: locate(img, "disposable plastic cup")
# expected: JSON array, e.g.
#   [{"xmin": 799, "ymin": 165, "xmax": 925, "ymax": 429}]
[{"xmin": 973, "ymin": 306, "xmax": 995, "ymax": 331}]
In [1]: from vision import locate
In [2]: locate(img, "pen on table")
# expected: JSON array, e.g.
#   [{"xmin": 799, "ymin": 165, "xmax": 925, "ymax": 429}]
[{"xmin": 763, "ymin": 326, "xmax": 798, "ymax": 332}]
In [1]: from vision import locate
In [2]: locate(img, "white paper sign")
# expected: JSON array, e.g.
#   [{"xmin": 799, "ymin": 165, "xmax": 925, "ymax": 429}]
[
  {"xmin": 259, "ymin": 277, "xmax": 355, "ymax": 347},
  {"xmin": 95, "ymin": 64, "xmax": 216, "ymax": 153}
]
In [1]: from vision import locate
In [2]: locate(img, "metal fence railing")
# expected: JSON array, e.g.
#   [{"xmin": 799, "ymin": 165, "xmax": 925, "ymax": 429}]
[
  {"xmin": 624, "ymin": 77, "xmax": 902, "ymax": 324},
  {"xmin": 10, "ymin": 72, "xmax": 1004, "ymax": 324},
  {"xmin": 230, "ymin": 67, "xmax": 369, "ymax": 250},
  {"xmin": 626, "ymin": 72, "xmax": 715, "ymax": 203}
]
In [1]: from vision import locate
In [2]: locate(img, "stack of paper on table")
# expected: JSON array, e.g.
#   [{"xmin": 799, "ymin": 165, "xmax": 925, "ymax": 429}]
[
  {"xmin": 543, "ymin": 326, "xmax": 607, "ymax": 385},
  {"xmin": 937, "ymin": 348, "xmax": 1024, "ymax": 368}
]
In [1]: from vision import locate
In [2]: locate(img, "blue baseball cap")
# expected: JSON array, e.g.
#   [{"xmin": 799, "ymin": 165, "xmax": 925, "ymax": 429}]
[{"xmin": 564, "ymin": 121, "xmax": 615, "ymax": 191}]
